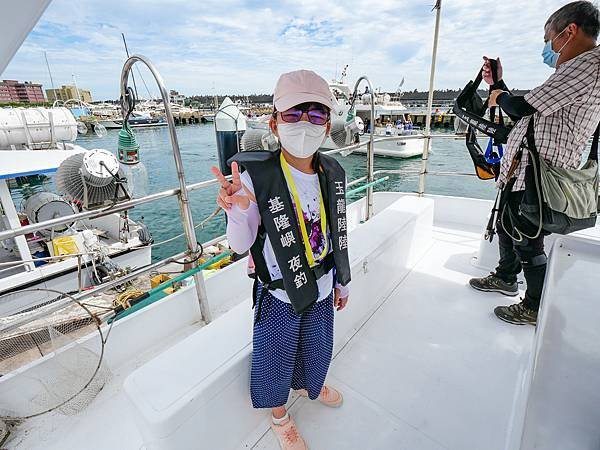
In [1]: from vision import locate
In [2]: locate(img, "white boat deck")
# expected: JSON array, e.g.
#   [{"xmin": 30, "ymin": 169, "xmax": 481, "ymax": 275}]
[
  {"xmin": 8, "ymin": 220, "xmax": 534, "ymax": 450},
  {"xmin": 248, "ymin": 224, "xmax": 533, "ymax": 450}
]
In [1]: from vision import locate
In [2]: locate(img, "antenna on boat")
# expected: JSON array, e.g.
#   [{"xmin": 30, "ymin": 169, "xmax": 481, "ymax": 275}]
[
  {"xmin": 418, "ymin": 0, "xmax": 442, "ymax": 196},
  {"xmin": 121, "ymin": 33, "xmax": 139, "ymax": 99},
  {"xmin": 396, "ymin": 77, "xmax": 405, "ymax": 95},
  {"xmin": 121, "ymin": 33, "xmax": 153, "ymax": 100},
  {"xmin": 43, "ymin": 51, "xmax": 58, "ymax": 103},
  {"xmin": 71, "ymin": 74, "xmax": 82, "ymax": 103},
  {"xmin": 44, "ymin": 52, "xmax": 65, "ymax": 103}
]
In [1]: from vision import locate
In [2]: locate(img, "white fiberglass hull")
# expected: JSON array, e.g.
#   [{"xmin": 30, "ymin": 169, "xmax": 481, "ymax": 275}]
[
  {"xmin": 97, "ymin": 119, "xmax": 168, "ymax": 130},
  {"xmin": 355, "ymin": 135, "xmax": 423, "ymax": 158},
  {"xmin": 320, "ymin": 134, "xmax": 423, "ymax": 159}
]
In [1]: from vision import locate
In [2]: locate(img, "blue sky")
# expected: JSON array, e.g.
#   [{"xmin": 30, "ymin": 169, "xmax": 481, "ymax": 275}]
[{"xmin": 2, "ymin": 0, "xmax": 574, "ymax": 100}]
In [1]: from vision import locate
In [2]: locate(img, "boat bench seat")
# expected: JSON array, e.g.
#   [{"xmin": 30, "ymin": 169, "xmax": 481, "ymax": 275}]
[
  {"xmin": 124, "ymin": 298, "xmax": 256, "ymax": 450},
  {"xmin": 123, "ymin": 195, "xmax": 435, "ymax": 450}
]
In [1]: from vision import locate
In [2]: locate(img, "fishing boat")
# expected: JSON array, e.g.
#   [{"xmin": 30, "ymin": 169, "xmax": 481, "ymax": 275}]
[
  {"xmin": 97, "ymin": 111, "xmax": 168, "ymax": 129},
  {"xmin": 0, "ymin": 104, "xmax": 153, "ymax": 315},
  {"xmin": 201, "ymin": 112, "xmax": 216, "ymax": 122},
  {"xmin": 1, "ymin": 2, "xmax": 600, "ymax": 450}
]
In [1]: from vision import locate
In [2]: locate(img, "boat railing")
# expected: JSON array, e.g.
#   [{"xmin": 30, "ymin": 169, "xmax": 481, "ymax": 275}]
[
  {"xmin": 0, "ymin": 132, "xmax": 473, "ymax": 333},
  {"xmin": 0, "ymin": 132, "xmax": 467, "ymax": 246}
]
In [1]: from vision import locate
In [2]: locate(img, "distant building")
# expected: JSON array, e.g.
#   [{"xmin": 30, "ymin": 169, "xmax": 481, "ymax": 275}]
[
  {"xmin": 46, "ymin": 85, "xmax": 92, "ymax": 103},
  {"xmin": 0, "ymin": 80, "xmax": 45, "ymax": 103},
  {"xmin": 170, "ymin": 90, "xmax": 185, "ymax": 106}
]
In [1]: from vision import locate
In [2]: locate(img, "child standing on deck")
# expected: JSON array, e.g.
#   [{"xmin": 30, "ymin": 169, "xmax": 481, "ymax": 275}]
[{"xmin": 211, "ymin": 69, "xmax": 351, "ymax": 450}]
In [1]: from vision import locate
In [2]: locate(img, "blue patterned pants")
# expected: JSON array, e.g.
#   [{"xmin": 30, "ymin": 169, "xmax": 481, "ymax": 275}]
[{"xmin": 250, "ymin": 284, "xmax": 335, "ymax": 409}]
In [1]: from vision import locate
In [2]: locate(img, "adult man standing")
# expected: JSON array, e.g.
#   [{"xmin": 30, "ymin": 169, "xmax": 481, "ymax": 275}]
[{"xmin": 469, "ymin": 1, "xmax": 600, "ymax": 325}]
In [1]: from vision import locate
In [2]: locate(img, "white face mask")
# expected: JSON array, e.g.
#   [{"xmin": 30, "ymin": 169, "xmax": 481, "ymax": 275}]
[{"xmin": 277, "ymin": 121, "xmax": 327, "ymax": 158}]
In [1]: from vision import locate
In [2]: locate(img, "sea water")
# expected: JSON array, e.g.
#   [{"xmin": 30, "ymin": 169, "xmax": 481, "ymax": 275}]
[{"xmin": 14, "ymin": 124, "xmax": 497, "ymax": 262}]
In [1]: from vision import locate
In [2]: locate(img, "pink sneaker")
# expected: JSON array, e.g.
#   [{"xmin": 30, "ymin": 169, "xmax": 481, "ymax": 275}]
[
  {"xmin": 271, "ymin": 415, "xmax": 307, "ymax": 450},
  {"xmin": 297, "ymin": 385, "xmax": 343, "ymax": 408}
]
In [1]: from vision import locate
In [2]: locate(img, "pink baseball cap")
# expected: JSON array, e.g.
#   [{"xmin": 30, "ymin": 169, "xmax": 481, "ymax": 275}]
[{"xmin": 273, "ymin": 69, "xmax": 335, "ymax": 112}]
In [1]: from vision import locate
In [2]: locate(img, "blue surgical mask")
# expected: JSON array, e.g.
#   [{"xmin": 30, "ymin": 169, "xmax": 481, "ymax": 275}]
[
  {"xmin": 542, "ymin": 28, "xmax": 570, "ymax": 68},
  {"xmin": 542, "ymin": 40, "xmax": 559, "ymax": 68}
]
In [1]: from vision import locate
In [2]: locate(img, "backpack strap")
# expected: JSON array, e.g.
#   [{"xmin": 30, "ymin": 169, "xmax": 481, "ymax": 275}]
[
  {"xmin": 249, "ymin": 224, "xmax": 271, "ymax": 321},
  {"xmin": 589, "ymin": 123, "xmax": 599, "ymax": 162}
]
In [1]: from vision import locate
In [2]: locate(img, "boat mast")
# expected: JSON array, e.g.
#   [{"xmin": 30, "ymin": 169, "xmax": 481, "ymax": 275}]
[
  {"xmin": 44, "ymin": 51, "xmax": 59, "ymax": 103},
  {"xmin": 121, "ymin": 33, "xmax": 139, "ymax": 99},
  {"xmin": 418, "ymin": 0, "xmax": 442, "ymax": 196},
  {"xmin": 71, "ymin": 74, "xmax": 82, "ymax": 103}
]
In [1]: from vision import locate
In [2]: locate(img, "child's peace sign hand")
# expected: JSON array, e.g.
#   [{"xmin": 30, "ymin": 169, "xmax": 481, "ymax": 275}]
[{"xmin": 211, "ymin": 162, "xmax": 251, "ymax": 211}]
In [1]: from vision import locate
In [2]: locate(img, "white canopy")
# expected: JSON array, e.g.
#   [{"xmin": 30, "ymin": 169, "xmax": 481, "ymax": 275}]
[
  {"xmin": 0, "ymin": 148, "xmax": 85, "ymax": 180},
  {"xmin": 0, "ymin": 0, "xmax": 51, "ymax": 75}
]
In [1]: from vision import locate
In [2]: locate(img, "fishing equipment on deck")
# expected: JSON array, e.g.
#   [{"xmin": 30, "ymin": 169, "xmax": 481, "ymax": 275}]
[
  {"xmin": 55, "ymin": 149, "xmax": 130, "ymax": 209},
  {"xmin": 22, "ymin": 192, "xmax": 76, "ymax": 236},
  {"xmin": 51, "ymin": 235, "xmax": 79, "ymax": 257},
  {"xmin": 117, "ymin": 87, "xmax": 149, "ymax": 198},
  {"xmin": 0, "ymin": 288, "xmax": 111, "ymax": 422},
  {"xmin": 330, "ymin": 109, "xmax": 363, "ymax": 148},
  {"xmin": 453, "ymin": 59, "xmax": 511, "ymax": 180},
  {"xmin": 0, "ymin": 244, "xmax": 231, "ymax": 434},
  {"xmin": 240, "ymin": 128, "xmax": 278, "ymax": 152},
  {"xmin": 118, "ymin": 87, "xmax": 140, "ymax": 165}
]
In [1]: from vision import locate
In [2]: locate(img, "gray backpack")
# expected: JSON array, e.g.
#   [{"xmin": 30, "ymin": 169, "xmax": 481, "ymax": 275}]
[{"xmin": 515, "ymin": 117, "xmax": 599, "ymax": 238}]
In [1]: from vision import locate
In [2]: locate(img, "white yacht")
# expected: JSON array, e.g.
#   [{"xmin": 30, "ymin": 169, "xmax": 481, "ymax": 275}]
[
  {"xmin": 324, "ymin": 78, "xmax": 424, "ymax": 158},
  {"xmin": 1, "ymin": 2, "xmax": 600, "ymax": 450}
]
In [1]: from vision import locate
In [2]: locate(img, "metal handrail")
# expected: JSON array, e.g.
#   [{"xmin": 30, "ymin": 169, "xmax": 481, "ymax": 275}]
[
  {"xmin": 120, "ymin": 55, "xmax": 211, "ymax": 323},
  {"xmin": 418, "ymin": 0, "xmax": 443, "ymax": 196},
  {"xmin": 1, "ymin": 4, "xmax": 451, "ymax": 331},
  {"xmin": 347, "ymin": 167, "xmax": 478, "ymax": 188},
  {"xmin": 0, "ymin": 160, "xmax": 478, "ymax": 335},
  {"xmin": 0, "ymin": 233, "xmax": 227, "ymax": 334},
  {"xmin": 0, "ymin": 251, "xmax": 94, "ymax": 267},
  {"xmin": 0, "ymin": 133, "xmax": 456, "ymax": 243},
  {"xmin": 0, "ymin": 178, "xmax": 224, "ymax": 242},
  {"xmin": 0, "ymin": 4, "xmax": 454, "ymax": 336},
  {"xmin": 350, "ymin": 76, "xmax": 375, "ymax": 220}
]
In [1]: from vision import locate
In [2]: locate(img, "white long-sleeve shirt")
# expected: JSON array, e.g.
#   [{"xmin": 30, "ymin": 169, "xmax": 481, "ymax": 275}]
[{"xmin": 225, "ymin": 166, "xmax": 349, "ymax": 303}]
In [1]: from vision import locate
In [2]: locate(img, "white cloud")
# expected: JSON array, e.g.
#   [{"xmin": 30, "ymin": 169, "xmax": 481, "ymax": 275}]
[{"xmin": 2, "ymin": 0, "xmax": 570, "ymax": 100}]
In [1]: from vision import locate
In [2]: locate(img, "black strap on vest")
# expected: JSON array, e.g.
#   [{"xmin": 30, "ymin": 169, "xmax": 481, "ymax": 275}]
[{"xmin": 590, "ymin": 123, "xmax": 600, "ymax": 161}]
